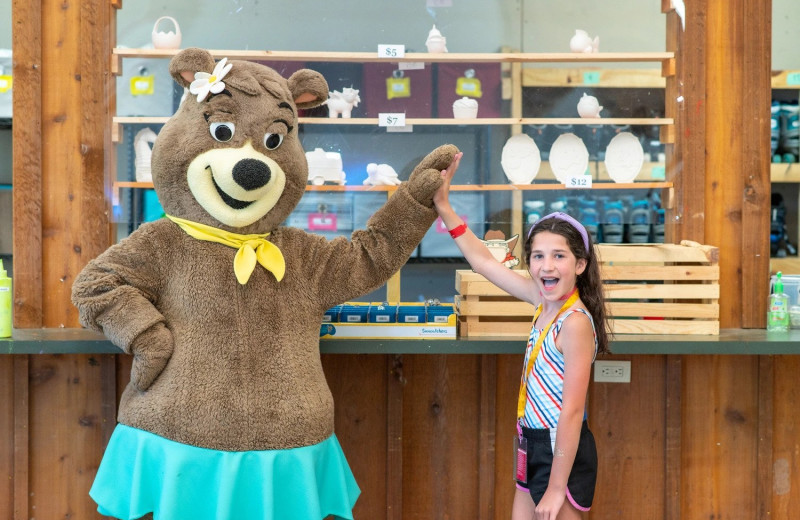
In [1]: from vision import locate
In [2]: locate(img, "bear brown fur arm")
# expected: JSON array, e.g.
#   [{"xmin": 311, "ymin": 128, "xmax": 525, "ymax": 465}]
[
  {"xmin": 71, "ymin": 221, "xmax": 172, "ymax": 353},
  {"xmin": 300, "ymin": 145, "xmax": 459, "ymax": 308}
]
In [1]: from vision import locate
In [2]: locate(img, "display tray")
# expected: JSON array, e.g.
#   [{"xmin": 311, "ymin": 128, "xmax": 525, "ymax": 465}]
[{"xmin": 321, "ymin": 302, "xmax": 457, "ymax": 340}]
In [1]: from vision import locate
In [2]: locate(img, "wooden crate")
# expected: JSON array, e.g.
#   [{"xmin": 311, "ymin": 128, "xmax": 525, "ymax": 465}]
[{"xmin": 455, "ymin": 241, "xmax": 720, "ymax": 337}]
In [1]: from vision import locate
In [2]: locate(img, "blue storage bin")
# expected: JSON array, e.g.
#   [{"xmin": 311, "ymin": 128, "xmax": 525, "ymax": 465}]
[
  {"xmin": 339, "ymin": 304, "xmax": 369, "ymax": 323},
  {"xmin": 368, "ymin": 303, "xmax": 397, "ymax": 323},
  {"xmin": 323, "ymin": 305, "xmax": 342, "ymax": 323},
  {"xmin": 426, "ymin": 304, "xmax": 455, "ymax": 323},
  {"xmin": 398, "ymin": 305, "xmax": 426, "ymax": 323}
]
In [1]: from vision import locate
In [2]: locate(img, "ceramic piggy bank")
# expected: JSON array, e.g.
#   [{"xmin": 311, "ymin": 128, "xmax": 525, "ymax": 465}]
[
  {"xmin": 326, "ymin": 88, "xmax": 361, "ymax": 118},
  {"xmin": 151, "ymin": 16, "xmax": 182, "ymax": 50},
  {"xmin": 426, "ymin": 25, "xmax": 448, "ymax": 53},
  {"xmin": 577, "ymin": 93, "xmax": 603, "ymax": 118},
  {"xmin": 570, "ymin": 30, "xmax": 599, "ymax": 53}
]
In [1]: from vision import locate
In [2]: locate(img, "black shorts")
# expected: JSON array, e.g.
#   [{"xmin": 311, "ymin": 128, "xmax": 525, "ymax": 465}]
[{"xmin": 516, "ymin": 420, "xmax": 597, "ymax": 511}]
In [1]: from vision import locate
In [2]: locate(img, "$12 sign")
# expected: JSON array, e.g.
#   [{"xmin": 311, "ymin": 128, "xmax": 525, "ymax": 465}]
[{"xmin": 565, "ymin": 175, "xmax": 592, "ymax": 189}]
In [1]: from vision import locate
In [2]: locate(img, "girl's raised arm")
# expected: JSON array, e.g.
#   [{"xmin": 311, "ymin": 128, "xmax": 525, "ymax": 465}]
[{"xmin": 433, "ymin": 153, "xmax": 538, "ymax": 305}]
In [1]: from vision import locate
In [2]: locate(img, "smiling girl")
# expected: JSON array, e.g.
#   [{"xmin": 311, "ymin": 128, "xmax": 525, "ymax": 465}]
[{"xmin": 434, "ymin": 153, "xmax": 609, "ymax": 520}]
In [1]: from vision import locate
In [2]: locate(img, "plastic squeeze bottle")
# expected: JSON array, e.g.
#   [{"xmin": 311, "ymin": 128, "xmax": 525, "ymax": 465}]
[
  {"xmin": 0, "ymin": 259, "xmax": 10, "ymax": 338},
  {"xmin": 767, "ymin": 271, "xmax": 790, "ymax": 332}
]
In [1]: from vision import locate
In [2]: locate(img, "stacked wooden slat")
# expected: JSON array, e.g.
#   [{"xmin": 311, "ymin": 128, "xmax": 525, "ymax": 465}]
[{"xmin": 456, "ymin": 241, "xmax": 720, "ymax": 337}]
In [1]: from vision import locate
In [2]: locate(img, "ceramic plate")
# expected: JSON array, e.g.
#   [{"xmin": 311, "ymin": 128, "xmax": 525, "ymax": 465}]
[
  {"xmin": 501, "ymin": 134, "xmax": 541, "ymax": 184},
  {"xmin": 549, "ymin": 133, "xmax": 589, "ymax": 183},
  {"xmin": 604, "ymin": 132, "xmax": 645, "ymax": 183}
]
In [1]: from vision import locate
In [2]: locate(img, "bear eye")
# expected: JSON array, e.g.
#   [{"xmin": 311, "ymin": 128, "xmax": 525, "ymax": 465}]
[
  {"xmin": 210, "ymin": 122, "xmax": 235, "ymax": 142},
  {"xmin": 263, "ymin": 133, "xmax": 284, "ymax": 150}
]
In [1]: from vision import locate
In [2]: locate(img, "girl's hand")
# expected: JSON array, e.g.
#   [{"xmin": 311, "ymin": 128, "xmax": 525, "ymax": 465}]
[
  {"xmin": 433, "ymin": 151, "xmax": 463, "ymax": 212},
  {"xmin": 534, "ymin": 488, "xmax": 565, "ymax": 520}
]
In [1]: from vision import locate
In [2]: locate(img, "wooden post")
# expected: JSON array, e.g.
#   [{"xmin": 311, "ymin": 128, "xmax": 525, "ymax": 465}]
[
  {"xmin": 668, "ymin": 0, "xmax": 770, "ymax": 328},
  {"xmin": 9, "ymin": 2, "xmax": 117, "ymax": 519}
]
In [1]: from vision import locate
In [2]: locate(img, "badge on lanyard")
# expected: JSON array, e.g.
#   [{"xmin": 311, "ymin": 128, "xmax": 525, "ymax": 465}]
[{"xmin": 514, "ymin": 433, "xmax": 528, "ymax": 483}]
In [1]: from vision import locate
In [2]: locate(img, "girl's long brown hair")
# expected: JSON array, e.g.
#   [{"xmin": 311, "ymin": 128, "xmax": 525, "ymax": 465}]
[{"xmin": 524, "ymin": 217, "xmax": 610, "ymax": 354}]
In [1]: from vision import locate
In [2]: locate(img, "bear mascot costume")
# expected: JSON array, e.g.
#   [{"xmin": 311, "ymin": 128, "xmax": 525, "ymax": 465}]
[{"xmin": 71, "ymin": 47, "xmax": 459, "ymax": 520}]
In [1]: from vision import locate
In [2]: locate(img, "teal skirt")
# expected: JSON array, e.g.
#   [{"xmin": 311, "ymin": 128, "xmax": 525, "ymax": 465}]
[{"xmin": 90, "ymin": 424, "xmax": 360, "ymax": 520}]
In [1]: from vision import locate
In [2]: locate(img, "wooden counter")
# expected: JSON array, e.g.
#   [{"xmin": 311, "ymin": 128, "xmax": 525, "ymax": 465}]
[{"xmin": 2, "ymin": 327, "xmax": 799, "ymax": 355}]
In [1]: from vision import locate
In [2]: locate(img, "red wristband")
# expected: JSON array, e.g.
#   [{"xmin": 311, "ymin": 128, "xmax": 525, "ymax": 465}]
[{"xmin": 448, "ymin": 223, "xmax": 468, "ymax": 239}]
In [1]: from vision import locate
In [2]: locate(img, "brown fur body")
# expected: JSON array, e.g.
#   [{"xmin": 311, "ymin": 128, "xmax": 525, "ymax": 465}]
[{"xmin": 72, "ymin": 48, "xmax": 459, "ymax": 451}]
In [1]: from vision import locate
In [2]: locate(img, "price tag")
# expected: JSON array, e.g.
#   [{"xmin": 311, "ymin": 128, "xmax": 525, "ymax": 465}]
[
  {"xmin": 582, "ymin": 71, "xmax": 600, "ymax": 85},
  {"xmin": 387, "ymin": 124, "xmax": 414, "ymax": 133},
  {"xmin": 379, "ymin": 113, "xmax": 406, "ymax": 127},
  {"xmin": 378, "ymin": 44, "xmax": 405, "ymax": 59},
  {"xmin": 399, "ymin": 62, "xmax": 425, "ymax": 71},
  {"xmin": 786, "ymin": 71, "xmax": 800, "ymax": 86},
  {"xmin": 564, "ymin": 175, "xmax": 592, "ymax": 189}
]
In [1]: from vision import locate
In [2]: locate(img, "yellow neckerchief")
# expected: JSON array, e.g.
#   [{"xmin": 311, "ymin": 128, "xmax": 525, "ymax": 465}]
[
  {"xmin": 516, "ymin": 288, "xmax": 580, "ymax": 421},
  {"xmin": 166, "ymin": 214, "xmax": 285, "ymax": 285}
]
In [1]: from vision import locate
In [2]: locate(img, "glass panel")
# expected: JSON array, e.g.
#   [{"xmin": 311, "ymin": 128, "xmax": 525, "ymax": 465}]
[{"xmin": 113, "ymin": 1, "xmax": 669, "ymax": 302}]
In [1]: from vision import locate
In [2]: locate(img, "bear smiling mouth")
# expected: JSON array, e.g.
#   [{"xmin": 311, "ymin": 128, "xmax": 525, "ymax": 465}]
[{"xmin": 210, "ymin": 170, "xmax": 254, "ymax": 210}]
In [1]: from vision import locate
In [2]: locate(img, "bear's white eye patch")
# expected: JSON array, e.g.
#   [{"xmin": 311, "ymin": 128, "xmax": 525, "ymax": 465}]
[
  {"xmin": 210, "ymin": 122, "xmax": 235, "ymax": 142},
  {"xmin": 263, "ymin": 133, "xmax": 284, "ymax": 150}
]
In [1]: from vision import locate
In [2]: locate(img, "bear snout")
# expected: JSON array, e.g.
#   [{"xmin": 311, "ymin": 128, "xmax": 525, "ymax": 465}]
[{"xmin": 233, "ymin": 158, "xmax": 272, "ymax": 190}]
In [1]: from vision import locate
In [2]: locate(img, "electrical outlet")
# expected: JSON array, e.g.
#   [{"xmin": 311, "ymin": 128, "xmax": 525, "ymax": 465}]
[{"xmin": 594, "ymin": 360, "xmax": 631, "ymax": 383}]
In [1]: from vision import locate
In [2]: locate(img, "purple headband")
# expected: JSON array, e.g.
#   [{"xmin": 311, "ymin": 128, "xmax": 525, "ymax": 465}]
[{"xmin": 526, "ymin": 211, "xmax": 590, "ymax": 252}]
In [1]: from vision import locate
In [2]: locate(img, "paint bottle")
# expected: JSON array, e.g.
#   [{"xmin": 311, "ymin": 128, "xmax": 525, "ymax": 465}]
[
  {"xmin": 0, "ymin": 259, "xmax": 11, "ymax": 338},
  {"xmin": 767, "ymin": 271, "xmax": 790, "ymax": 332}
]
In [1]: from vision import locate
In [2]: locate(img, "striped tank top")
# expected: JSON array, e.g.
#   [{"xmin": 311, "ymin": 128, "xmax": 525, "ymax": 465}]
[{"xmin": 520, "ymin": 308, "xmax": 598, "ymax": 430}]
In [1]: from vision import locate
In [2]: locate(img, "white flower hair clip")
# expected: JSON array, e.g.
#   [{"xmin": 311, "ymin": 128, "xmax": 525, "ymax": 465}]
[{"xmin": 189, "ymin": 57, "xmax": 232, "ymax": 102}]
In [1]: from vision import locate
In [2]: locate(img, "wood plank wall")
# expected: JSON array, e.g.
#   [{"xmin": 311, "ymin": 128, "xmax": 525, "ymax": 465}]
[
  {"xmin": 3, "ymin": 1, "xmax": 793, "ymax": 520},
  {"xmin": 4, "ymin": 353, "xmax": 800, "ymax": 519}
]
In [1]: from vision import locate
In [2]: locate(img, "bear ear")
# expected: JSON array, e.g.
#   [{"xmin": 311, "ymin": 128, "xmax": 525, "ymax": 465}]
[
  {"xmin": 287, "ymin": 69, "xmax": 329, "ymax": 109},
  {"xmin": 169, "ymin": 47, "xmax": 216, "ymax": 89}
]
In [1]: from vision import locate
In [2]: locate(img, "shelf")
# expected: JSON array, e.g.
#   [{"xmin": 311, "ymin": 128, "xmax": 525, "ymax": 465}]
[
  {"xmin": 771, "ymin": 70, "xmax": 800, "ymax": 89},
  {"xmin": 112, "ymin": 180, "xmax": 673, "ymax": 202},
  {"xmin": 522, "ymin": 67, "xmax": 667, "ymax": 88},
  {"xmin": 111, "ymin": 48, "xmax": 675, "ymax": 74},
  {"xmin": 2, "ymin": 327, "xmax": 799, "ymax": 356},
  {"xmin": 111, "ymin": 116, "xmax": 674, "ymax": 143},
  {"xmin": 771, "ymin": 257, "xmax": 800, "ymax": 274},
  {"xmin": 771, "ymin": 162, "xmax": 800, "ymax": 183}
]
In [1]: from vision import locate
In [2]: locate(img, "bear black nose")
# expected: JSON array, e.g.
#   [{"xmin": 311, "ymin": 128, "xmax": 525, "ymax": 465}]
[{"xmin": 233, "ymin": 158, "xmax": 272, "ymax": 190}]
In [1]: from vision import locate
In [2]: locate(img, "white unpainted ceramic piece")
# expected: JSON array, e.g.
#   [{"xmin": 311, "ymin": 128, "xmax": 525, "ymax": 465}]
[
  {"xmin": 500, "ymin": 134, "xmax": 541, "ymax": 184},
  {"xmin": 604, "ymin": 132, "xmax": 645, "ymax": 183},
  {"xmin": 549, "ymin": 133, "xmax": 589, "ymax": 183}
]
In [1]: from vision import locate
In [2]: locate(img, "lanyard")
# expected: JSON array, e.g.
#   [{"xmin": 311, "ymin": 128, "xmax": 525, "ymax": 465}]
[{"xmin": 516, "ymin": 289, "xmax": 580, "ymax": 421}]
